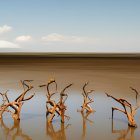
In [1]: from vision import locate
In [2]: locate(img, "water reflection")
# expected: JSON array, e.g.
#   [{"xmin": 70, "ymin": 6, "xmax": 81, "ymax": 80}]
[
  {"xmin": 80, "ymin": 112, "xmax": 94, "ymax": 140},
  {"xmin": 46, "ymin": 121, "xmax": 71, "ymax": 140},
  {"xmin": 112, "ymin": 120, "xmax": 136, "ymax": 140},
  {"xmin": 0, "ymin": 119, "xmax": 32, "ymax": 140}
]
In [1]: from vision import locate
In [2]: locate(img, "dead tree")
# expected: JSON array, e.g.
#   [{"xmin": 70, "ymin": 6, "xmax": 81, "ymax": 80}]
[
  {"xmin": 79, "ymin": 82, "xmax": 94, "ymax": 113},
  {"xmin": 106, "ymin": 87, "xmax": 139, "ymax": 127},
  {"xmin": 40, "ymin": 79, "xmax": 60, "ymax": 123},
  {"xmin": 57, "ymin": 84, "xmax": 72, "ymax": 123},
  {"xmin": 40, "ymin": 79, "xmax": 58, "ymax": 116},
  {"xmin": 0, "ymin": 118, "xmax": 32, "ymax": 140},
  {"xmin": 0, "ymin": 80, "xmax": 35, "ymax": 121},
  {"xmin": 40, "ymin": 79, "xmax": 72, "ymax": 123}
]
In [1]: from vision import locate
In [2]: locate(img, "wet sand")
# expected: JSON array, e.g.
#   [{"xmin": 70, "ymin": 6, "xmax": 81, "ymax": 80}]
[{"xmin": 0, "ymin": 57, "xmax": 140, "ymax": 140}]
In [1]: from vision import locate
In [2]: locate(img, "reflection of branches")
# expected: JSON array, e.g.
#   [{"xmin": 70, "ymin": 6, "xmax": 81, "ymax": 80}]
[
  {"xmin": 46, "ymin": 122, "xmax": 70, "ymax": 140},
  {"xmin": 0, "ymin": 80, "xmax": 35, "ymax": 121},
  {"xmin": 112, "ymin": 119, "xmax": 135, "ymax": 140},
  {"xmin": 106, "ymin": 87, "xmax": 139, "ymax": 127},
  {"xmin": 80, "ymin": 112, "xmax": 93, "ymax": 140},
  {"xmin": 40, "ymin": 79, "xmax": 72, "ymax": 123},
  {"xmin": 0, "ymin": 118, "xmax": 32, "ymax": 140}
]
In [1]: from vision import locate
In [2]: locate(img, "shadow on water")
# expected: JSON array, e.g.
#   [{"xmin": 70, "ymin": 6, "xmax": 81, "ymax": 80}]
[
  {"xmin": 0, "ymin": 118, "xmax": 32, "ymax": 140},
  {"xmin": 112, "ymin": 119, "xmax": 136, "ymax": 140}
]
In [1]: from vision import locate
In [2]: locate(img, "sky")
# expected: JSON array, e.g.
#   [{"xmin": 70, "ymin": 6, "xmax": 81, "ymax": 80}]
[{"xmin": 0, "ymin": 0, "xmax": 140, "ymax": 53}]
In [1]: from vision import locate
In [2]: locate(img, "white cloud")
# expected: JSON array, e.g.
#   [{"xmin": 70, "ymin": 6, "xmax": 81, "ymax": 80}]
[
  {"xmin": 0, "ymin": 25, "xmax": 12, "ymax": 34},
  {"xmin": 16, "ymin": 35, "xmax": 32, "ymax": 42},
  {"xmin": 0, "ymin": 40, "xmax": 20, "ymax": 48},
  {"xmin": 42, "ymin": 33, "xmax": 64, "ymax": 42},
  {"xmin": 41, "ymin": 33, "xmax": 89, "ymax": 43}
]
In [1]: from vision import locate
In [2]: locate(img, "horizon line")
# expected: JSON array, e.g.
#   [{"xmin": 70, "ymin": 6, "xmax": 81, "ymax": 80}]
[{"xmin": 0, "ymin": 52, "xmax": 140, "ymax": 58}]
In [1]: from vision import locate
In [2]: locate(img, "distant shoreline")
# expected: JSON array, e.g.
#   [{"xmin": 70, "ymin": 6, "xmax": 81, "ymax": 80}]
[{"xmin": 0, "ymin": 53, "xmax": 140, "ymax": 58}]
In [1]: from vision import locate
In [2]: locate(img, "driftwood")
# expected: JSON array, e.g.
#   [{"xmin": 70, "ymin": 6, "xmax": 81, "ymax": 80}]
[
  {"xmin": 57, "ymin": 83, "xmax": 72, "ymax": 123},
  {"xmin": 106, "ymin": 87, "xmax": 139, "ymax": 127},
  {"xmin": 0, "ymin": 80, "xmax": 35, "ymax": 120},
  {"xmin": 46, "ymin": 122, "xmax": 70, "ymax": 140},
  {"xmin": 0, "ymin": 118, "xmax": 32, "ymax": 140},
  {"xmin": 112, "ymin": 119, "xmax": 135, "ymax": 140},
  {"xmin": 79, "ymin": 82, "xmax": 94, "ymax": 113},
  {"xmin": 40, "ymin": 79, "xmax": 72, "ymax": 123}
]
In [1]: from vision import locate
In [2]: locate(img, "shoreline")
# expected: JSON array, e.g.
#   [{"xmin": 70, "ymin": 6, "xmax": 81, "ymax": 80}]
[{"xmin": 0, "ymin": 52, "xmax": 140, "ymax": 58}]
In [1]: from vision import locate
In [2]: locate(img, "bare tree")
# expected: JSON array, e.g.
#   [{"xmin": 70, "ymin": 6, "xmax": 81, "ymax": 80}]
[
  {"xmin": 57, "ymin": 83, "xmax": 72, "ymax": 123},
  {"xmin": 0, "ymin": 80, "xmax": 35, "ymax": 121},
  {"xmin": 79, "ymin": 82, "xmax": 94, "ymax": 113},
  {"xmin": 40, "ymin": 79, "xmax": 72, "ymax": 123},
  {"xmin": 106, "ymin": 87, "xmax": 139, "ymax": 127}
]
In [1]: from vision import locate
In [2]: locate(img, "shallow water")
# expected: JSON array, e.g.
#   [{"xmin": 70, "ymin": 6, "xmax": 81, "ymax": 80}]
[{"xmin": 0, "ymin": 57, "xmax": 140, "ymax": 140}]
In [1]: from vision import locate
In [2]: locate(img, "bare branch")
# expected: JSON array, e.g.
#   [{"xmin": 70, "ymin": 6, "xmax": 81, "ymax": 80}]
[
  {"xmin": 87, "ymin": 90, "xmax": 94, "ymax": 95},
  {"xmin": 87, "ymin": 100, "xmax": 94, "ymax": 105},
  {"xmin": 80, "ymin": 82, "xmax": 94, "ymax": 113},
  {"xmin": 83, "ymin": 82, "xmax": 94, "ymax": 101},
  {"xmin": 130, "ymin": 87, "xmax": 139, "ymax": 105},
  {"xmin": 47, "ymin": 79, "xmax": 57, "ymax": 95},
  {"xmin": 21, "ymin": 80, "xmax": 33, "ymax": 90},
  {"xmin": 83, "ymin": 82, "xmax": 89, "ymax": 97},
  {"xmin": 112, "ymin": 107, "xmax": 127, "ymax": 115},
  {"xmin": 60, "ymin": 84, "xmax": 73, "ymax": 97},
  {"xmin": 39, "ymin": 79, "xmax": 57, "ymax": 100},
  {"xmin": 15, "ymin": 86, "xmax": 33, "ymax": 102},
  {"xmin": 106, "ymin": 90, "xmax": 139, "ymax": 127},
  {"xmin": 4, "ymin": 90, "xmax": 10, "ymax": 103},
  {"xmin": 134, "ymin": 105, "xmax": 139, "ymax": 111},
  {"xmin": 39, "ymin": 84, "xmax": 47, "ymax": 87},
  {"xmin": 22, "ymin": 93, "xmax": 35, "ymax": 101},
  {"xmin": 0, "ymin": 80, "xmax": 34, "ymax": 121},
  {"xmin": 105, "ymin": 93, "xmax": 131, "ymax": 107}
]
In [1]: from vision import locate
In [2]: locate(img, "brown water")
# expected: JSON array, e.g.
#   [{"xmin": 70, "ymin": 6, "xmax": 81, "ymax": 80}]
[{"xmin": 0, "ymin": 57, "xmax": 140, "ymax": 140}]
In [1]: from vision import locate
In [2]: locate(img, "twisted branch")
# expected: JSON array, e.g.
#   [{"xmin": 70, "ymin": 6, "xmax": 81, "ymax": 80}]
[
  {"xmin": 80, "ymin": 82, "xmax": 94, "ymax": 113},
  {"xmin": 0, "ymin": 80, "xmax": 35, "ymax": 120},
  {"xmin": 106, "ymin": 88, "xmax": 139, "ymax": 128}
]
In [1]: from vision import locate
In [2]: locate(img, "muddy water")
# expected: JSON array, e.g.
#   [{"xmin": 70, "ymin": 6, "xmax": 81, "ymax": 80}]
[{"xmin": 0, "ymin": 57, "xmax": 140, "ymax": 140}]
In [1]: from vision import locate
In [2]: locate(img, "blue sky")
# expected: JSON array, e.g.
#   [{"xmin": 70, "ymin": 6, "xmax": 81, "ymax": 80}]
[{"xmin": 0, "ymin": 0, "xmax": 140, "ymax": 52}]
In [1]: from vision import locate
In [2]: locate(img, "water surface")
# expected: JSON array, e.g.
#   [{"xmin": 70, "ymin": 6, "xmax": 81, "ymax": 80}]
[{"xmin": 0, "ymin": 57, "xmax": 140, "ymax": 140}]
